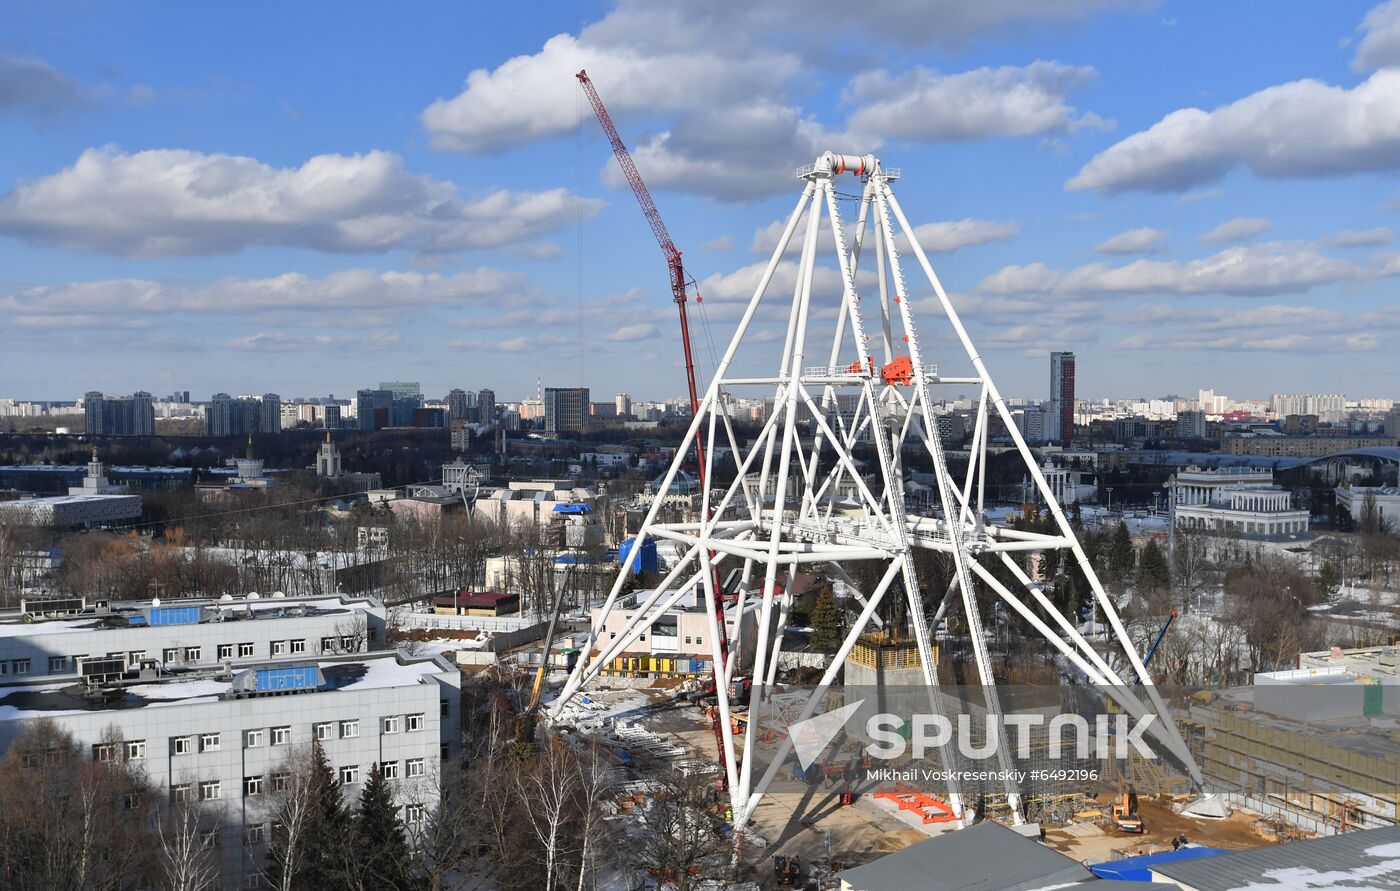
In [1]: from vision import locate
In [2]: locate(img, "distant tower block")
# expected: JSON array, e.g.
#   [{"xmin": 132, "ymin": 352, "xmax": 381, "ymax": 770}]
[{"xmin": 550, "ymin": 151, "xmax": 1202, "ymax": 832}]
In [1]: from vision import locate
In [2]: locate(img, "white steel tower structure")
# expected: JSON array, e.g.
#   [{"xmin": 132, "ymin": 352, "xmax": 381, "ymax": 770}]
[{"xmin": 550, "ymin": 152, "xmax": 1202, "ymax": 831}]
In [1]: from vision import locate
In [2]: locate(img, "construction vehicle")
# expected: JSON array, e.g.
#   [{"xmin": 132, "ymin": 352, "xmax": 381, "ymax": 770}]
[
  {"xmin": 514, "ymin": 564, "xmax": 575, "ymax": 747},
  {"xmin": 773, "ymin": 854, "xmax": 802, "ymax": 886},
  {"xmin": 578, "ymin": 69, "xmax": 735, "ymax": 791},
  {"xmin": 1111, "ymin": 786, "xmax": 1144, "ymax": 833}
]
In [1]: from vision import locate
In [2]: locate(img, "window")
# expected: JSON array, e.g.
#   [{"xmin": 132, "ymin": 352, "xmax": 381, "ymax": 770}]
[
  {"xmin": 128, "ymin": 650, "xmax": 144, "ymax": 665},
  {"xmin": 184, "ymin": 646, "xmax": 201, "ymax": 662},
  {"xmin": 272, "ymin": 726, "xmax": 291, "ymax": 746},
  {"xmin": 126, "ymin": 739, "xmax": 146, "ymax": 760},
  {"xmin": 238, "ymin": 642, "xmax": 255, "ymax": 658},
  {"xmin": 48, "ymin": 656, "xmax": 69, "ymax": 673},
  {"xmin": 320, "ymin": 636, "xmax": 337, "ymax": 653},
  {"xmin": 245, "ymin": 823, "xmax": 267, "ymax": 845},
  {"xmin": 92, "ymin": 743, "xmax": 116, "ymax": 763},
  {"xmin": 441, "ymin": 699, "xmax": 450, "ymax": 717},
  {"xmin": 245, "ymin": 729, "xmax": 264, "ymax": 749},
  {"xmin": 217, "ymin": 643, "xmax": 234, "ymax": 660},
  {"xmin": 163, "ymin": 648, "xmax": 179, "ymax": 664},
  {"xmin": 12, "ymin": 659, "xmax": 30, "ymax": 675},
  {"xmin": 406, "ymin": 713, "xmax": 424, "ymax": 732},
  {"xmin": 684, "ymin": 636, "xmax": 692, "ymax": 645},
  {"xmin": 314, "ymin": 723, "xmax": 333, "ymax": 742},
  {"xmin": 122, "ymin": 791, "xmax": 143, "ymax": 811},
  {"xmin": 339, "ymin": 766, "xmax": 360, "ymax": 785},
  {"xmin": 171, "ymin": 784, "xmax": 192, "ymax": 803},
  {"xmin": 172, "ymin": 736, "xmax": 193, "ymax": 756},
  {"xmin": 200, "ymin": 780, "xmax": 222, "ymax": 801},
  {"xmin": 244, "ymin": 775, "xmax": 264, "ymax": 797},
  {"xmin": 382, "ymin": 716, "xmax": 401, "ymax": 734},
  {"xmin": 339, "ymin": 720, "xmax": 359, "ymax": 739},
  {"xmin": 406, "ymin": 758, "xmax": 424, "ymax": 778},
  {"xmin": 290, "ymin": 639, "xmax": 306, "ymax": 655},
  {"xmin": 404, "ymin": 803, "xmax": 426, "ymax": 825},
  {"xmin": 200, "ymin": 732, "xmax": 221, "ymax": 752},
  {"xmin": 271, "ymin": 772, "xmax": 290, "ymax": 793},
  {"xmin": 341, "ymin": 635, "xmax": 355, "ymax": 651},
  {"xmin": 271, "ymin": 640, "xmax": 288, "ymax": 657},
  {"xmin": 245, "ymin": 872, "xmax": 266, "ymax": 889},
  {"xmin": 200, "ymin": 828, "xmax": 219, "ymax": 849},
  {"xmin": 381, "ymin": 761, "xmax": 400, "ymax": 779}
]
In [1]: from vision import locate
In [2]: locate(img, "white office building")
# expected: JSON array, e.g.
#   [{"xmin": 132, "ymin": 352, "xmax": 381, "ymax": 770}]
[
  {"xmin": 0, "ymin": 593, "xmax": 386, "ymax": 681},
  {"xmin": 0, "ymin": 649, "xmax": 460, "ymax": 888}
]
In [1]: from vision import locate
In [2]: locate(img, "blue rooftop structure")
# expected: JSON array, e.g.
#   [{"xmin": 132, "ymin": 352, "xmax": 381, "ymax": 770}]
[{"xmin": 1089, "ymin": 847, "xmax": 1226, "ymax": 881}]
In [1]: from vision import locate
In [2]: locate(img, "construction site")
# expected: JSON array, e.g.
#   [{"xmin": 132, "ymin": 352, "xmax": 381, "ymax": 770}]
[{"xmin": 486, "ymin": 71, "xmax": 1400, "ymax": 889}]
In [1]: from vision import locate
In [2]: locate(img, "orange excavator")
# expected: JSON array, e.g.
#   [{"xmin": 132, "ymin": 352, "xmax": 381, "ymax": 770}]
[{"xmin": 1112, "ymin": 785, "xmax": 1144, "ymax": 833}]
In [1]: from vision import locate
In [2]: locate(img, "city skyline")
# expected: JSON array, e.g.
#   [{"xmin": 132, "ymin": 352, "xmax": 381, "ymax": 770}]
[{"xmin": 3, "ymin": 3, "xmax": 1400, "ymax": 400}]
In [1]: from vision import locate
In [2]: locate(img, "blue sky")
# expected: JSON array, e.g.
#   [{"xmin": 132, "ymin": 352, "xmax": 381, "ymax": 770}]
[{"xmin": 3, "ymin": 0, "xmax": 1399, "ymax": 403}]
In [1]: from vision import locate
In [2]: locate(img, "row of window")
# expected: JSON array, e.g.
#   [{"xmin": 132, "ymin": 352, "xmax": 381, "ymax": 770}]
[
  {"xmin": 605, "ymin": 632, "xmax": 705, "ymax": 645},
  {"xmin": 174, "ymin": 760, "xmax": 427, "ymax": 804},
  {"xmin": 91, "ymin": 712, "xmax": 431, "ymax": 765},
  {"xmin": 1, "ymin": 635, "xmax": 365, "ymax": 679}
]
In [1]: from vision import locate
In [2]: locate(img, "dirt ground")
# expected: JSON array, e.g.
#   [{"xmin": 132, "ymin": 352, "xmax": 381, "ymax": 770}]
[{"xmin": 1043, "ymin": 796, "xmax": 1276, "ymax": 864}]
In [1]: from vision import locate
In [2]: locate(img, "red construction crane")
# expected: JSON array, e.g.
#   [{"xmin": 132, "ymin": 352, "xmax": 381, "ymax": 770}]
[{"xmin": 576, "ymin": 69, "xmax": 734, "ymax": 789}]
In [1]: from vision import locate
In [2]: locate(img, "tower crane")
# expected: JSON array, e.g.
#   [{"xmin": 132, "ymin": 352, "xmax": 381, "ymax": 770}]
[{"xmin": 576, "ymin": 69, "xmax": 734, "ymax": 788}]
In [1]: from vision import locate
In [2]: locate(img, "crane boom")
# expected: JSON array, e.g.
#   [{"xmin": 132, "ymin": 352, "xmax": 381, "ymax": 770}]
[{"xmin": 576, "ymin": 69, "xmax": 732, "ymax": 790}]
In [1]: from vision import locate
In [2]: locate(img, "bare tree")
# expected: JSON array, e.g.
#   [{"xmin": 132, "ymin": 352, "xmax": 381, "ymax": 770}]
[
  {"xmin": 262, "ymin": 744, "xmax": 323, "ymax": 891},
  {"xmin": 157, "ymin": 799, "xmax": 221, "ymax": 891},
  {"xmin": 631, "ymin": 767, "xmax": 729, "ymax": 891},
  {"xmin": 514, "ymin": 737, "xmax": 583, "ymax": 889}
]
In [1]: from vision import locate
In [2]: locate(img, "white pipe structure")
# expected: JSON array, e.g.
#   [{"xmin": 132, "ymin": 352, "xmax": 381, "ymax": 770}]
[{"xmin": 548, "ymin": 152, "xmax": 1203, "ymax": 830}]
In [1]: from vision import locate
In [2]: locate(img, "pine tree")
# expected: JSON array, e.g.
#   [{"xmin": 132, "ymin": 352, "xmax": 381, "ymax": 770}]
[
  {"xmin": 1107, "ymin": 523, "xmax": 1135, "ymax": 577},
  {"xmin": 810, "ymin": 588, "xmax": 839, "ymax": 654},
  {"xmin": 1137, "ymin": 539, "xmax": 1170, "ymax": 594},
  {"xmin": 353, "ymin": 763, "xmax": 412, "ymax": 891}
]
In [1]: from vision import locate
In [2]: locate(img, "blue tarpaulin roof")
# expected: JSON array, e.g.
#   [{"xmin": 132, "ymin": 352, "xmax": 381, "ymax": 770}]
[
  {"xmin": 552, "ymin": 503, "xmax": 590, "ymax": 514},
  {"xmin": 1090, "ymin": 847, "xmax": 1226, "ymax": 881}
]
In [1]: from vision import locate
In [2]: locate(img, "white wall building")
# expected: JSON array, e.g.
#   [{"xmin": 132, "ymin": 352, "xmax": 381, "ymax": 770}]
[
  {"xmin": 1335, "ymin": 485, "xmax": 1400, "ymax": 528},
  {"xmin": 1171, "ymin": 467, "xmax": 1309, "ymax": 538},
  {"xmin": 0, "ymin": 650, "xmax": 459, "ymax": 887}
]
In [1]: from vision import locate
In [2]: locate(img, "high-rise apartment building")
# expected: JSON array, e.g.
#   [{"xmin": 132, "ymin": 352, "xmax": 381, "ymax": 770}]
[
  {"xmin": 1048, "ymin": 352, "xmax": 1075, "ymax": 447},
  {"xmin": 544, "ymin": 387, "xmax": 589, "ymax": 434},
  {"xmin": 1176, "ymin": 410, "xmax": 1206, "ymax": 439},
  {"xmin": 83, "ymin": 391, "xmax": 155, "ymax": 436},
  {"xmin": 616, "ymin": 393, "xmax": 632, "ymax": 417},
  {"xmin": 477, "ymin": 388, "xmax": 496, "ymax": 427},
  {"xmin": 205, "ymin": 393, "xmax": 280, "ymax": 437},
  {"xmin": 447, "ymin": 388, "xmax": 470, "ymax": 422}
]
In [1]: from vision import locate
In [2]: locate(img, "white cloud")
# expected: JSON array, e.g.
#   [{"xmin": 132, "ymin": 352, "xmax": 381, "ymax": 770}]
[
  {"xmin": 846, "ymin": 62, "xmax": 1107, "ymax": 141},
  {"xmin": 421, "ymin": 26, "xmax": 799, "ymax": 154},
  {"xmin": 1067, "ymin": 69, "xmax": 1400, "ymax": 193},
  {"xmin": 750, "ymin": 215, "xmax": 1017, "ymax": 256},
  {"xmin": 1094, "ymin": 226, "xmax": 1167, "ymax": 255},
  {"xmin": 227, "ymin": 331, "xmax": 402, "ymax": 352},
  {"xmin": 1112, "ymin": 303, "xmax": 1384, "ymax": 353},
  {"xmin": 0, "ymin": 267, "xmax": 525, "ymax": 316},
  {"xmin": 1198, "ymin": 216, "xmax": 1272, "ymax": 245},
  {"xmin": 607, "ymin": 323, "xmax": 658, "ymax": 342},
  {"xmin": 0, "ymin": 146, "xmax": 603, "ymax": 257},
  {"xmin": 701, "ymin": 234, "xmax": 735, "ymax": 252},
  {"xmin": 900, "ymin": 219, "xmax": 1021, "ymax": 252},
  {"xmin": 1322, "ymin": 226, "xmax": 1392, "ymax": 246},
  {"xmin": 977, "ymin": 241, "xmax": 1373, "ymax": 298},
  {"xmin": 0, "ymin": 53, "xmax": 86, "ymax": 114},
  {"xmin": 447, "ymin": 333, "xmax": 573, "ymax": 353},
  {"xmin": 1354, "ymin": 0, "xmax": 1400, "ymax": 70}
]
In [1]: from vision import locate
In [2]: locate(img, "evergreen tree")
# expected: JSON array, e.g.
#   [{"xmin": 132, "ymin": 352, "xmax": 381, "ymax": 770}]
[
  {"xmin": 354, "ymin": 763, "xmax": 412, "ymax": 890},
  {"xmin": 301, "ymin": 742, "xmax": 353, "ymax": 887},
  {"xmin": 1137, "ymin": 539, "xmax": 1170, "ymax": 594},
  {"xmin": 1107, "ymin": 523, "xmax": 1135, "ymax": 577},
  {"xmin": 267, "ymin": 742, "xmax": 353, "ymax": 890},
  {"xmin": 810, "ymin": 588, "xmax": 839, "ymax": 654},
  {"xmin": 1318, "ymin": 562, "xmax": 1341, "ymax": 601}
]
